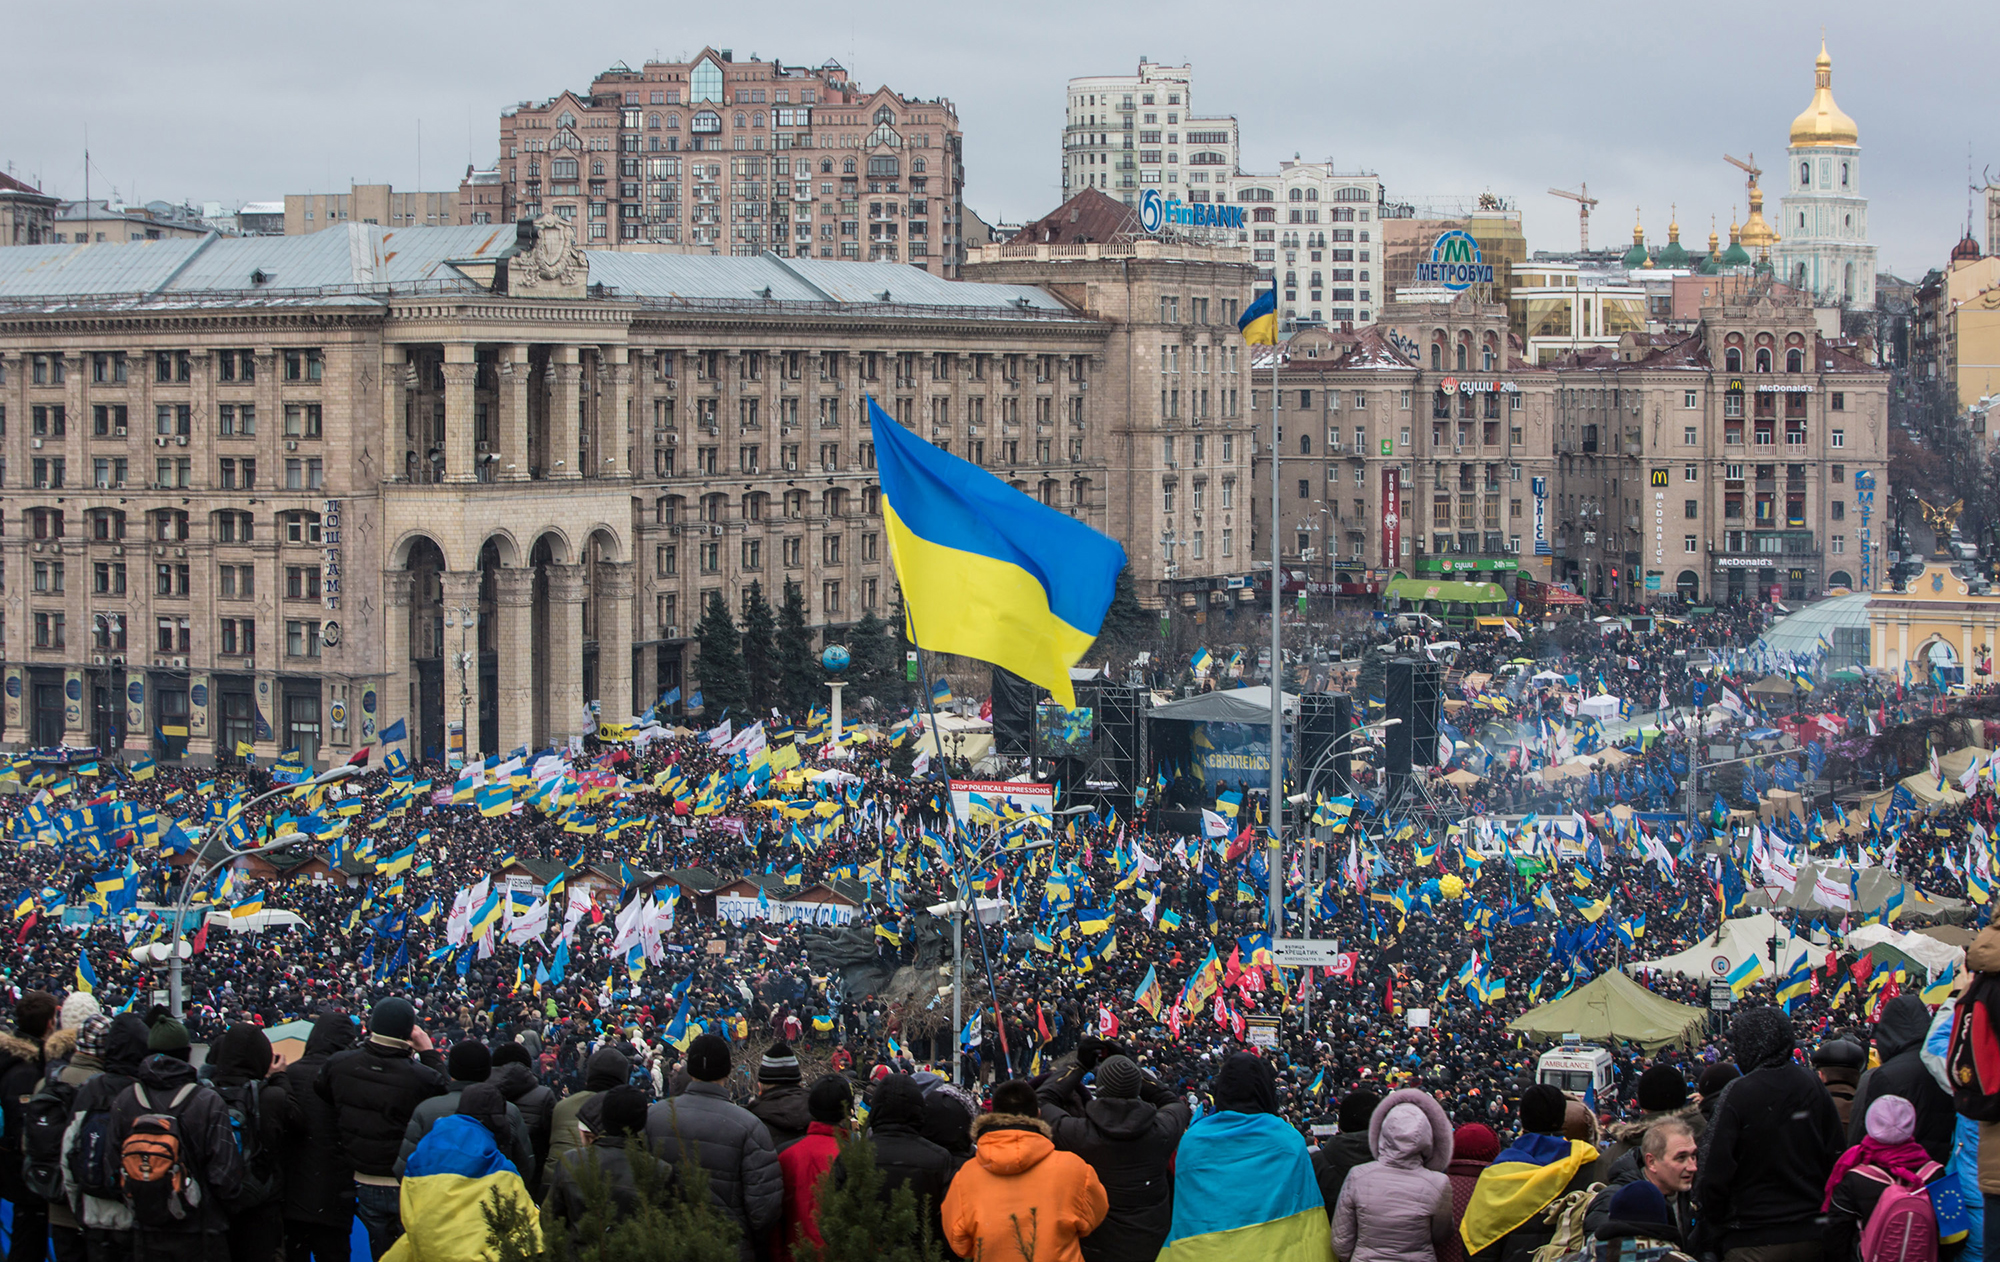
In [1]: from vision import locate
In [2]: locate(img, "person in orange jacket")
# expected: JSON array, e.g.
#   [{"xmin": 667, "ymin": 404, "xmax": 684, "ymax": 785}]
[{"xmin": 942, "ymin": 1080, "xmax": 1109, "ymax": 1262}]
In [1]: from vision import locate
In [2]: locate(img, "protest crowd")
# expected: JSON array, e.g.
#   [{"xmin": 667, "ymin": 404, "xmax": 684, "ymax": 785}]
[{"xmin": 4, "ymin": 606, "xmax": 2000, "ymax": 1262}]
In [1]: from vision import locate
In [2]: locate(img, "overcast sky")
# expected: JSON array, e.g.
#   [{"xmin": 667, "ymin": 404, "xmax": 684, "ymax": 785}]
[{"xmin": 7, "ymin": 0, "xmax": 1995, "ymax": 277}]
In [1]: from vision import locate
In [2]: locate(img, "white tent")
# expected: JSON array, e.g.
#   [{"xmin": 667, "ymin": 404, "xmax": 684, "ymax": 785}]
[
  {"xmin": 1579, "ymin": 694, "xmax": 1621, "ymax": 721},
  {"xmin": 1627, "ymin": 911, "xmax": 1814, "ymax": 981},
  {"xmin": 1846, "ymin": 923, "xmax": 1964, "ymax": 980}
]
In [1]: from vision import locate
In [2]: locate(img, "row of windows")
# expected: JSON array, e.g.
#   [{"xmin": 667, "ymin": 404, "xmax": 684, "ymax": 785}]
[
  {"xmin": 26, "ymin": 611, "xmax": 323, "ymax": 657},
  {"xmin": 10, "ymin": 349, "xmax": 323, "ymax": 386},
  {"xmin": 10, "ymin": 456, "xmax": 324, "ymax": 491},
  {"xmin": 653, "ymin": 532, "xmax": 881, "ymax": 576},
  {"xmin": 19, "ymin": 507, "xmax": 325, "ymax": 544}
]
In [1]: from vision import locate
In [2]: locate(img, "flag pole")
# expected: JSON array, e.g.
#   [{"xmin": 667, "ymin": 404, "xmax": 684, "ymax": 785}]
[{"xmin": 1267, "ymin": 298, "xmax": 1284, "ymax": 945}]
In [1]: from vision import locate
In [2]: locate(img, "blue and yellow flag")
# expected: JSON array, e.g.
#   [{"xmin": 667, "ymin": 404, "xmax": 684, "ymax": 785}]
[
  {"xmin": 395, "ymin": 1116, "xmax": 539, "ymax": 1260},
  {"xmin": 1236, "ymin": 287, "xmax": 1278, "ymax": 346},
  {"xmin": 1459, "ymin": 1134, "xmax": 1599, "ymax": 1257},
  {"xmin": 868, "ymin": 397, "xmax": 1125, "ymax": 708},
  {"xmin": 1161, "ymin": 1110, "xmax": 1330, "ymax": 1261},
  {"xmin": 75, "ymin": 955, "xmax": 98, "ymax": 995}
]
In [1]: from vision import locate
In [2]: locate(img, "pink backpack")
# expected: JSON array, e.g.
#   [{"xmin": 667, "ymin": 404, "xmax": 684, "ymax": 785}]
[{"xmin": 1855, "ymin": 1161, "xmax": 1943, "ymax": 1262}]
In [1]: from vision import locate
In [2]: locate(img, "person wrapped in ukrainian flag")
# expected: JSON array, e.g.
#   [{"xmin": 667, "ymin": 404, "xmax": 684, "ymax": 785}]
[
  {"xmin": 1161, "ymin": 1052, "xmax": 1332, "ymax": 1260},
  {"xmin": 387, "ymin": 1081, "xmax": 539, "ymax": 1261},
  {"xmin": 1459, "ymin": 1083, "xmax": 1599, "ymax": 1262}
]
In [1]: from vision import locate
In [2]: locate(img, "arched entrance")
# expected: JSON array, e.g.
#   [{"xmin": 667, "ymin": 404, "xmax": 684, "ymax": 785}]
[
  {"xmin": 1676, "ymin": 570, "xmax": 1700, "ymax": 602},
  {"xmin": 403, "ymin": 537, "xmax": 446, "ymax": 761},
  {"xmin": 476, "ymin": 540, "xmax": 503, "ymax": 756}
]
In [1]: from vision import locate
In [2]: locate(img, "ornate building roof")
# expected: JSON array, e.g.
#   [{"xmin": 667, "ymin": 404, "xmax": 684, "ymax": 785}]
[{"xmin": 1789, "ymin": 41, "xmax": 1859, "ymax": 149}]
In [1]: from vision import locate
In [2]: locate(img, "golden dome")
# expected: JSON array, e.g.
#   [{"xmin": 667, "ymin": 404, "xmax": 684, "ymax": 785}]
[
  {"xmin": 1739, "ymin": 180, "xmax": 1779, "ymax": 253},
  {"xmin": 1789, "ymin": 40, "xmax": 1858, "ymax": 148}
]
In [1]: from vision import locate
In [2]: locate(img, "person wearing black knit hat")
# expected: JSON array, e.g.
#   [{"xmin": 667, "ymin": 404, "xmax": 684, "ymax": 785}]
[
  {"xmin": 313, "ymin": 997, "xmax": 448, "ymax": 1259},
  {"xmin": 748, "ymin": 1039, "xmax": 812, "ymax": 1153},
  {"xmin": 1459, "ymin": 1084, "xmax": 1599, "ymax": 1262},
  {"xmin": 1313, "ymin": 1090, "xmax": 1383, "ymax": 1225},
  {"xmin": 394, "ymin": 1041, "xmax": 535, "ymax": 1181},
  {"xmin": 545, "ymin": 1085, "xmax": 678, "ymax": 1246},
  {"xmin": 1581, "ymin": 1064, "xmax": 1705, "ymax": 1239},
  {"xmin": 1035, "ymin": 1049, "xmax": 1191, "ymax": 1262},
  {"xmin": 1691, "ymin": 1005, "xmax": 1844, "ymax": 1261},
  {"xmin": 645, "ymin": 1033, "xmax": 782, "ymax": 1262}
]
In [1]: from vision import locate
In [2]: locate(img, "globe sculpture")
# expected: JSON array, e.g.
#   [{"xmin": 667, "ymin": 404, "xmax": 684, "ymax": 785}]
[{"xmin": 821, "ymin": 644, "xmax": 851, "ymax": 673}]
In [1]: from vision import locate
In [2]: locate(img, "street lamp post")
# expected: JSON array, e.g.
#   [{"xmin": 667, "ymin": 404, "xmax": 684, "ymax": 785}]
[
  {"xmin": 163, "ymin": 762, "xmax": 365, "ymax": 1018},
  {"xmin": 1283, "ymin": 718, "xmax": 1397, "ymax": 1030},
  {"xmin": 445, "ymin": 604, "xmax": 476, "ymax": 768}
]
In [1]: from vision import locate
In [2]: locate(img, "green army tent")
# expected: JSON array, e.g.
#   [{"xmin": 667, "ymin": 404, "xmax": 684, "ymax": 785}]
[{"xmin": 1506, "ymin": 967, "xmax": 1708, "ymax": 1050}]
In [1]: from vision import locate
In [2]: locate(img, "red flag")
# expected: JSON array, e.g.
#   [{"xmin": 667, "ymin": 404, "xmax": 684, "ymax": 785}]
[
  {"xmin": 344, "ymin": 746, "xmax": 372, "ymax": 769},
  {"xmin": 1331, "ymin": 951, "xmax": 1358, "ymax": 980},
  {"xmin": 1223, "ymin": 945, "xmax": 1243, "ymax": 987},
  {"xmin": 979, "ymin": 696, "xmax": 992, "ymax": 721},
  {"xmin": 1098, "ymin": 1006, "xmax": 1120, "ymax": 1038},
  {"xmin": 190, "ymin": 918, "xmax": 210, "ymax": 956},
  {"xmin": 1851, "ymin": 952, "xmax": 1875, "ymax": 984},
  {"xmin": 1228, "ymin": 1006, "xmax": 1246, "ymax": 1041},
  {"xmin": 1036, "ymin": 1002, "xmax": 1051, "ymax": 1043},
  {"xmin": 14, "ymin": 913, "xmax": 36, "ymax": 944},
  {"xmin": 1225, "ymin": 825, "xmax": 1254, "ymax": 865},
  {"xmin": 1166, "ymin": 1001, "xmax": 1183, "ymax": 1036}
]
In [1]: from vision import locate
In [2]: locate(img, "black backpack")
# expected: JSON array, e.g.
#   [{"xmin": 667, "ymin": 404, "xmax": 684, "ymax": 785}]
[
  {"xmin": 19, "ymin": 1064, "xmax": 76, "ymax": 1201},
  {"xmin": 68, "ymin": 1092, "xmax": 123, "ymax": 1203},
  {"xmin": 215, "ymin": 1081, "xmax": 279, "ymax": 1208}
]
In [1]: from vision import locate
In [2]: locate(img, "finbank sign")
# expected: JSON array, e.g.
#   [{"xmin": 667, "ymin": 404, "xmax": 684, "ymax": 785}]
[
  {"xmin": 1139, "ymin": 189, "xmax": 1245, "ymax": 233},
  {"xmin": 1416, "ymin": 230, "xmax": 1494, "ymax": 292}
]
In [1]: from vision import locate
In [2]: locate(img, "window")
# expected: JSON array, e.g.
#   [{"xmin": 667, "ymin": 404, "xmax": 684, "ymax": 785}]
[
  {"xmin": 1684, "ymin": 535, "xmax": 1698, "ymax": 554},
  {"xmin": 1831, "ymin": 464, "xmax": 1845, "ymax": 484},
  {"xmin": 1683, "ymin": 426, "xmax": 1698, "ymax": 445},
  {"xmin": 1830, "ymin": 429, "xmax": 1845, "ymax": 448},
  {"xmin": 284, "ymin": 566, "xmax": 322, "ymax": 601},
  {"xmin": 218, "ymin": 564, "xmax": 253, "ymax": 598},
  {"xmin": 154, "ymin": 617, "xmax": 189, "ymax": 654},
  {"xmin": 283, "ymin": 349, "xmax": 324, "ymax": 382},
  {"xmin": 34, "ymin": 612, "xmax": 64, "ymax": 650},
  {"xmin": 1830, "ymin": 535, "xmax": 1846, "ymax": 555},
  {"xmin": 219, "ymin": 403, "xmax": 255, "ymax": 436},
  {"xmin": 281, "ymin": 511, "xmax": 320, "ymax": 544},
  {"xmin": 284, "ymin": 404, "xmax": 322, "ymax": 439},
  {"xmin": 1684, "ymin": 390, "xmax": 1698, "ymax": 408},
  {"xmin": 1297, "ymin": 479, "xmax": 1310, "ymax": 500},
  {"xmin": 1831, "ymin": 500, "xmax": 1845, "ymax": 520},
  {"xmin": 1831, "ymin": 392, "xmax": 1845, "ymax": 411},
  {"xmin": 92, "ymin": 404, "xmax": 127, "ymax": 436},
  {"xmin": 155, "ymin": 563, "xmax": 189, "ymax": 597},
  {"xmin": 286, "ymin": 620, "xmax": 323, "ymax": 658}
]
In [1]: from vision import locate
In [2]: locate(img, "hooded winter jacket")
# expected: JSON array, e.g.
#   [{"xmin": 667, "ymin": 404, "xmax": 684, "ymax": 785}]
[
  {"xmin": 109, "ymin": 1053, "xmax": 244, "ymax": 1237},
  {"xmin": 837, "ymin": 1075, "xmax": 959, "ymax": 1254},
  {"xmin": 941, "ymin": 1113, "xmax": 1108, "ymax": 1262},
  {"xmin": 62, "ymin": 1014, "xmax": 149, "ymax": 1233},
  {"xmin": 315, "ymin": 1033, "xmax": 449, "ymax": 1179},
  {"xmin": 1333, "ymin": 1089, "xmax": 1456, "ymax": 1262},
  {"xmin": 543, "ymin": 1045, "xmax": 630, "ymax": 1185},
  {"xmin": 1313, "ymin": 1130, "xmax": 1376, "ymax": 1225},
  {"xmin": 1039, "ymin": 1079, "xmax": 1190, "ymax": 1262},
  {"xmin": 1966, "ymin": 920, "xmax": 2000, "ymax": 1195},
  {"xmin": 281, "ymin": 1014, "xmax": 359, "ymax": 1227},
  {"xmin": 393, "ymin": 1077, "xmax": 535, "ymax": 1178},
  {"xmin": 1849, "ymin": 993, "xmax": 1956, "ymax": 1163},
  {"xmin": 749, "ymin": 1083, "xmax": 814, "ymax": 1154},
  {"xmin": 489, "ymin": 1060, "xmax": 555, "ymax": 1183}
]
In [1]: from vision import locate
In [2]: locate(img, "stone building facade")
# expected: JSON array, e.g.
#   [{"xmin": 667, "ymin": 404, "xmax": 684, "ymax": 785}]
[{"xmin": 0, "ymin": 221, "xmax": 1101, "ymax": 765}]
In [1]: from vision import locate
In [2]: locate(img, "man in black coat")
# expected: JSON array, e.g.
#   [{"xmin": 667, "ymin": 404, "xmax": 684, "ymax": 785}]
[
  {"xmin": 0, "ymin": 991, "xmax": 57, "ymax": 1262},
  {"xmin": 1692, "ymin": 1005, "xmax": 1845, "ymax": 1262},
  {"xmin": 1848, "ymin": 993, "xmax": 1955, "ymax": 1162},
  {"xmin": 840, "ymin": 1074, "xmax": 960, "ymax": 1253},
  {"xmin": 314, "ymin": 998, "xmax": 448, "ymax": 1260},
  {"xmin": 109, "ymin": 1032, "xmax": 244, "ymax": 1261},
  {"xmin": 544, "ymin": 1086, "xmax": 677, "ymax": 1243},
  {"xmin": 489, "ymin": 1042, "xmax": 555, "ymax": 1194},
  {"xmin": 1312, "ymin": 1090, "xmax": 1383, "ymax": 1224},
  {"xmin": 207, "ymin": 1023, "xmax": 300, "ymax": 1262},
  {"xmin": 1037, "ymin": 1052, "xmax": 1192, "ymax": 1262},
  {"xmin": 281, "ymin": 1012, "xmax": 358, "ymax": 1262}
]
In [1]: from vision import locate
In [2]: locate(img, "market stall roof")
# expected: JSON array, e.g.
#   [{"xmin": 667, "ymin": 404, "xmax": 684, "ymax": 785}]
[
  {"xmin": 1147, "ymin": 685, "xmax": 1300, "ymax": 724},
  {"xmin": 1507, "ymin": 968, "xmax": 1709, "ymax": 1050},
  {"xmin": 1579, "ymin": 694, "xmax": 1621, "ymax": 720},
  {"xmin": 1442, "ymin": 769, "xmax": 1483, "ymax": 787},
  {"xmin": 1754, "ymin": 593, "xmax": 1873, "ymax": 660},
  {"xmin": 1901, "ymin": 771, "xmax": 1969, "ymax": 809},
  {"xmin": 1759, "ymin": 862, "xmax": 1963, "ymax": 917},
  {"xmin": 1748, "ymin": 676, "xmax": 1802, "ymax": 696},
  {"xmin": 1939, "ymin": 747, "xmax": 1992, "ymax": 781}
]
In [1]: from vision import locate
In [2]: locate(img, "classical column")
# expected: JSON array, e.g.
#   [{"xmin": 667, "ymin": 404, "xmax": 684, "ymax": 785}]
[
  {"xmin": 545, "ymin": 563, "xmax": 588, "ymax": 744},
  {"xmin": 491, "ymin": 567, "xmax": 535, "ymax": 754},
  {"xmin": 594, "ymin": 561, "xmax": 635, "ymax": 723},
  {"xmin": 381, "ymin": 345, "xmax": 407, "ymax": 482},
  {"xmin": 440, "ymin": 570, "xmax": 485, "ymax": 759},
  {"xmin": 380, "ymin": 571, "xmax": 414, "ymax": 743},
  {"xmin": 441, "ymin": 346, "xmax": 479, "ymax": 483},
  {"xmin": 600, "ymin": 349, "xmax": 632, "ymax": 479},
  {"xmin": 547, "ymin": 348, "xmax": 582, "ymax": 479},
  {"xmin": 499, "ymin": 345, "xmax": 531, "ymax": 482}
]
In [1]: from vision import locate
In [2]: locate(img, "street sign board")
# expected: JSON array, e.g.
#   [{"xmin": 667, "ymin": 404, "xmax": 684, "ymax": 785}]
[
  {"xmin": 1273, "ymin": 939, "xmax": 1345, "ymax": 967},
  {"xmin": 1245, "ymin": 1016, "xmax": 1280, "ymax": 1049}
]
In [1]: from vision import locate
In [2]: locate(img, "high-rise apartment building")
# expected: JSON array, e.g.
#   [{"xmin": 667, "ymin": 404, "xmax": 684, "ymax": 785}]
[
  {"xmin": 461, "ymin": 48, "xmax": 966, "ymax": 277},
  {"xmin": 1218, "ymin": 163, "xmax": 1385, "ymax": 328},
  {"xmin": 1062, "ymin": 63, "xmax": 1238, "ymax": 209}
]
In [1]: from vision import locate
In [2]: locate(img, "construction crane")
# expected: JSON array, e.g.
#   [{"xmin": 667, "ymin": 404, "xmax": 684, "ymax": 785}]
[
  {"xmin": 1724, "ymin": 153, "xmax": 1762, "ymax": 190},
  {"xmin": 1548, "ymin": 184, "xmax": 1600, "ymax": 251}
]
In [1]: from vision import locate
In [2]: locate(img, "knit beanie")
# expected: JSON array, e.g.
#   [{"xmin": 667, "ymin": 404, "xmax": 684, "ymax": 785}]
[
  {"xmin": 1636, "ymin": 1064, "xmax": 1687, "ymax": 1113},
  {"xmin": 448, "ymin": 1040, "xmax": 492, "ymax": 1083},
  {"xmin": 1096, "ymin": 1054, "xmax": 1143, "ymax": 1100},
  {"xmin": 60, "ymin": 992, "xmax": 102, "ymax": 1032},
  {"xmin": 1339, "ymin": 1090, "xmax": 1384, "ymax": 1133},
  {"xmin": 808, "ymin": 1075, "xmax": 854, "ymax": 1125},
  {"xmin": 1518, "ymin": 1083, "xmax": 1567, "ymax": 1135},
  {"xmin": 1453, "ymin": 1122, "xmax": 1501, "ymax": 1163},
  {"xmin": 597, "ymin": 1085, "xmax": 648, "ymax": 1137},
  {"xmin": 146, "ymin": 1019, "xmax": 192, "ymax": 1056},
  {"xmin": 686, "ymin": 1033, "xmax": 731, "ymax": 1082},
  {"xmin": 370, "ymin": 997, "xmax": 417, "ymax": 1041},
  {"xmin": 1864, "ymin": 1094, "xmax": 1917, "ymax": 1145},
  {"xmin": 1607, "ymin": 1179, "xmax": 1673, "ymax": 1226},
  {"xmin": 759, "ymin": 1041, "xmax": 802, "ymax": 1086},
  {"xmin": 492, "ymin": 1041, "xmax": 533, "ymax": 1069},
  {"xmin": 1695, "ymin": 1062, "xmax": 1741, "ymax": 1098}
]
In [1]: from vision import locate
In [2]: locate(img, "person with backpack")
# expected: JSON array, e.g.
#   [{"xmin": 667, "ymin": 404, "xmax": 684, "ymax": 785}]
[
  {"xmin": 0, "ymin": 990, "xmax": 58, "ymax": 1262},
  {"xmin": 489, "ymin": 1042, "xmax": 555, "ymax": 1194},
  {"xmin": 392, "ymin": 1040, "xmax": 534, "ymax": 1181},
  {"xmin": 60, "ymin": 1013, "xmax": 150, "ymax": 1262},
  {"xmin": 207, "ymin": 1023, "xmax": 300, "ymax": 1262},
  {"xmin": 107, "ymin": 1019, "xmax": 244, "ymax": 1261},
  {"xmin": 31, "ymin": 1013, "xmax": 107, "ymax": 1262},
  {"xmin": 280, "ymin": 1012, "xmax": 358, "ymax": 1262},
  {"xmin": 1824, "ymin": 1095, "xmax": 1965, "ymax": 1262},
  {"xmin": 314, "ymin": 997, "xmax": 447, "ymax": 1260}
]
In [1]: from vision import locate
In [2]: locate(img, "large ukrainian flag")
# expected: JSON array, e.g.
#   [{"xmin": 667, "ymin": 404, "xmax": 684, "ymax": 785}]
[
  {"xmin": 1237, "ymin": 287, "xmax": 1278, "ymax": 345},
  {"xmin": 386, "ymin": 1115, "xmax": 538, "ymax": 1262},
  {"xmin": 869, "ymin": 397, "xmax": 1125, "ymax": 707},
  {"xmin": 1459, "ymin": 1132, "xmax": 1598, "ymax": 1257},
  {"xmin": 1160, "ymin": 1111, "xmax": 1329, "ymax": 1261}
]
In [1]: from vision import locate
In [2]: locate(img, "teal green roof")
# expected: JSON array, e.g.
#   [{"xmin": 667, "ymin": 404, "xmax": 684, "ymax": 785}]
[
  {"xmin": 1722, "ymin": 242, "xmax": 1753, "ymax": 266},
  {"xmin": 1622, "ymin": 242, "xmax": 1650, "ymax": 268},
  {"xmin": 1655, "ymin": 238, "xmax": 1690, "ymax": 268}
]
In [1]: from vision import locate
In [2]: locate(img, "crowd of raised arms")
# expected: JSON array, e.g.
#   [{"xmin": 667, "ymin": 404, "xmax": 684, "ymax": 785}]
[{"xmin": 1, "ymin": 607, "xmax": 1999, "ymax": 1262}]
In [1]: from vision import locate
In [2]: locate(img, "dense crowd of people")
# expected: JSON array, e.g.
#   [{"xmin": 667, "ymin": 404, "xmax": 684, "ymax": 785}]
[{"xmin": 0, "ymin": 607, "xmax": 1996, "ymax": 1261}]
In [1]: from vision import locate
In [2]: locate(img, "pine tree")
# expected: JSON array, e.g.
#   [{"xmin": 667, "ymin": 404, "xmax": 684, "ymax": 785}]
[
  {"xmin": 485, "ymin": 1145, "xmax": 741, "ymax": 1262},
  {"xmin": 777, "ymin": 581, "xmax": 820, "ymax": 718},
  {"xmin": 804, "ymin": 1135, "xmax": 942, "ymax": 1262},
  {"xmin": 845, "ymin": 610, "xmax": 900, "ymax": 707},
  {"xmin": 740, "ymin": 582, "xmax": 780, "ymax": 715},
  {"xmin": 1094, "ymin": 565, "xmax": 1155, "ymax": 661},
  {"xmin": 694, "ymin": 590, "xmax": 749, "ymax": 718}
]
